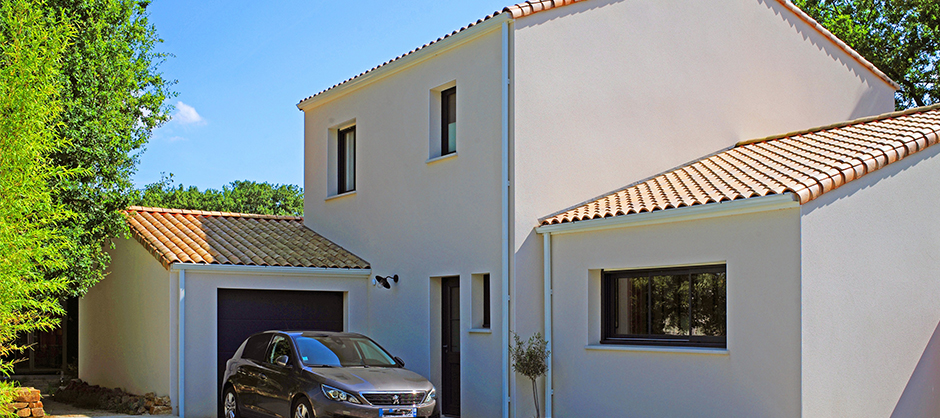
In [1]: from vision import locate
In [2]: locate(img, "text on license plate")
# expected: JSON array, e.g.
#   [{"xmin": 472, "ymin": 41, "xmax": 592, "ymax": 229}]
[{"xmin": 378, "ymin": 407, "xmax": 417, "ymax": 417}]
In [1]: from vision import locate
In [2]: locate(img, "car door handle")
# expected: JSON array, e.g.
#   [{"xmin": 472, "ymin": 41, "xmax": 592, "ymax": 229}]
[{"xmin": 258, "ymin": 373, "xmax": 267, "ymax": 380}]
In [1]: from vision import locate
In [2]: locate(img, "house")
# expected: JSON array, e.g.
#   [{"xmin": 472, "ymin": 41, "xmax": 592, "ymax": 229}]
[{"xmin": 79, "ymin": 0, "xmax": 940, "ymax": 417}]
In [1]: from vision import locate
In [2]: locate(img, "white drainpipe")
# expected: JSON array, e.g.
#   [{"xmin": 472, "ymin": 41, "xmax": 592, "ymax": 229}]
[
  {"xmin": 178, "ymin": 268, "xmax": 186, "ymax": 418},
  {"xmin": 500, "ymin": 17, "xmax": 512, "ymax": 418},
  {"xmin": 543, "ymin": 232, "xmax": 552, "ymax": 418}
]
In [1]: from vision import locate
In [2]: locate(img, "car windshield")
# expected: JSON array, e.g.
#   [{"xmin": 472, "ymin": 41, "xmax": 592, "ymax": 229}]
[{"xmin": 294, "ymin": 335, "xmax": 398, "ymax": 368}]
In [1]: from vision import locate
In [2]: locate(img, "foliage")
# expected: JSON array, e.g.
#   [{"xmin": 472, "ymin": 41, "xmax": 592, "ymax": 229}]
[
  {"xmin": 794, "ymin": 0, "xmax": 940, "ymax": 109},
  {"xmin": 133, "ymin": 173, "xmax": 305, "ymax": 216},
  {"xmin": 0, "ymin": 0, "xmax": 72, "ymax": 391},
  {"xmin": 510, "ymin": 332, "xmax": 550, "ymax": 418},
  {"xmin": 44, "ymin": 0, "xmax": 175, "ymax": 297}
]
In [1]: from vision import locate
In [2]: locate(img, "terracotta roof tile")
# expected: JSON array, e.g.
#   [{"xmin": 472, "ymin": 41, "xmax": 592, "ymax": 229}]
[
  {"xmin": 124, "ymin": 206, "xmax": 370, "ymax": 270},
  {"xmin": 540, "ymin": 105, "xmax": 940, "ymax": 226},
  {"xmin": 297, "ymin": 0, "xmax": 896, "ymax": 108}
]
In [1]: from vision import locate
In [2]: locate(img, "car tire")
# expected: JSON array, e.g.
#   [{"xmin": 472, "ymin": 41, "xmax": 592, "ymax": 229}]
[
  {"xmin": 293, "ymin": 397, "xmax": 314, "ymax": 418},
  {"xmin": 222, "ymin": 387, "xmax": 240, "ymax": 418}
]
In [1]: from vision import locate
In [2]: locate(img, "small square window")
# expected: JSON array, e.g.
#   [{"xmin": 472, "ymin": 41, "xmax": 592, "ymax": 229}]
[
  {"xmin": 338, "ymin": 126, "xmax": 356, "ymax": 193},
  {"xmin": 602, "ymin": 265, "xmax": 726, "ymax": 348},
  {"xmin": 441, "ymin": 87, "xmax": 456, "ymax": 155}
]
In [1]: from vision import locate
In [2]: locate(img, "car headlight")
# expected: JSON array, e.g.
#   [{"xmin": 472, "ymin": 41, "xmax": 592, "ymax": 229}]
[
  {"xmin": 422, "ymin": 388, "xmax": 436, "ymax": 405},
  {"xmin": 321, "ymin": 384, "xmax": 361, "ymax": 404}
]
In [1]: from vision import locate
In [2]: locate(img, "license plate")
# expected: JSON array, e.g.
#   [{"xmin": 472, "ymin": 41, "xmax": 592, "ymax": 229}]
[{"xmin": 378, "ymin": 407, "xmax": 417, "ymax": 417}]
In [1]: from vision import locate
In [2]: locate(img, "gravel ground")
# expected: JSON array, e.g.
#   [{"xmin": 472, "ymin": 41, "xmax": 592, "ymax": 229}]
[{"xmin": 43, "ymin": 399, "xmax": 177, "ymax": 418}]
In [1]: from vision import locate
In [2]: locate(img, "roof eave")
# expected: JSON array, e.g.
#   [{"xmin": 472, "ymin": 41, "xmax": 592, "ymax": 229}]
[
  {"xmin": 536, "ymin": 193, "xmax": 799, "ymax": 235},
  {"xmin": 296, "ymin": 13, "xmax": 510, "ymax": 111},
  {"xmin": 169, "ymin": 263, "xmax": 372, "ymax": 277}
]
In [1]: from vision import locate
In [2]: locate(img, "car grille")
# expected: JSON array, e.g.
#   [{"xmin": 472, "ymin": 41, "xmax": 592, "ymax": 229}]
[{"xmin": 360, "ymin": 391, "xmax": 426, "ymax": 405}]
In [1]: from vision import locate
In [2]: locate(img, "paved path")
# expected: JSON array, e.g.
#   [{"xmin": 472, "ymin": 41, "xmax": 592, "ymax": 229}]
[{"xmin": 43, "ymin": 399, "xmax": 178, "ymax": 418}]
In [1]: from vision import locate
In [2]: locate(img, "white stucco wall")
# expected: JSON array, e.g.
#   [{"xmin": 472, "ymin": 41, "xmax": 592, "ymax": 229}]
[
  {"xmin": 545, "ymin": 204, "xmax": 802, "ymax": 417},
  {"xmin": 801, "ymin": 145, "xmax": 940, "ymax": 417},
  {"xmin": 178, "ymin": 269, "xmax": 370, "ymax": 418},
  {"xmin": 80, "ymin": 237, "xmax": 173, "ymax": 398},
  {"xmin": 301, "ymin": 23, "xmax": 505, "ymax": 418},
  {"xmin": 509, "ymin": 3, "xmax": 895, "ymax": 414}
]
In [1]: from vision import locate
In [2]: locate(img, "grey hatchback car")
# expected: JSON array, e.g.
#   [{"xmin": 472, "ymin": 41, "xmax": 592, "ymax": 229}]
[{"xmin": 221, "ymin": 331, "xmax": 439, "ymax": 418}]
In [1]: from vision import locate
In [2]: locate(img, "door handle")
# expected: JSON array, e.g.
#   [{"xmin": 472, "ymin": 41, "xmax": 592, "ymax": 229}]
[{"xmin": 259, "ymin": 373, "xmax": 267, "ymax": 380}]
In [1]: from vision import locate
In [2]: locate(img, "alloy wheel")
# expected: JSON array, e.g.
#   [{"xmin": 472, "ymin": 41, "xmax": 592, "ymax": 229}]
[
  {"xmin": 294, "ymin": 401, "xmax": 311, "ymax": 418},
  {"xmin": 224, "ymin": 391, "xmax": 238, "ymax": 418}
]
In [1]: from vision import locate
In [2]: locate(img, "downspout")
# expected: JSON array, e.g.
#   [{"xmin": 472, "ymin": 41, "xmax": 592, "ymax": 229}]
[
  {"xmin": 500, "ymin": 17, "xmax": 512, "ymax": 418},
  {"xmin": 542, "ymin": 232, "xmax": 552, "ymax": 418},
  {"xmin": 178, "ymin": 268, "xmax": 186, "ymax": 418}
]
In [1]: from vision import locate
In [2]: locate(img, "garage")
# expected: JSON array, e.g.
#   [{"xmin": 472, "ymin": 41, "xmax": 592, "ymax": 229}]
[
  {"xmin": 217, "ymin": 288, "xmax": 344, "ymax": 386},
  {"xmin": 81, "ymin": 207, "xmax": 372, "ymax": 418}
]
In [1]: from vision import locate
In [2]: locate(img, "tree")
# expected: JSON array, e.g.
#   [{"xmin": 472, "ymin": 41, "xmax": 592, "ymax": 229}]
[
  {"xmin": 0, "ymin": 0, "xmax": 72, "ymax": 401},
  {"xmin": 134, "ymin": 174, "xmax": 305, "ymax": 216},
  {"xmin": 43, "ymin": 0, "xmax": 175, "ymax": 296},
  {"xmin": 793, "ymin": 0, "xmax": 940, "ymax": 109},
  {"xmin": 510, "ymin": 332, "xmax": 550, "ymax": 418}
]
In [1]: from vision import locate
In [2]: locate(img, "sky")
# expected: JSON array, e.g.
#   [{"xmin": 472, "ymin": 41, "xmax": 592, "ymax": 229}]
[{"xmin": 137, "ymin": 0, "xmax": 511, "ymax": 190}]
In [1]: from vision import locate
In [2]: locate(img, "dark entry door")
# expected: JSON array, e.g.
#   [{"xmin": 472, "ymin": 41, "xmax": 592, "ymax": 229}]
[
  {"xmin": 216, "ymin": 289, "xmax": 343, "ymax": 392},
  {"xmin": 441, "ymin": 277, "xmax": 460, "ymax": 416}
]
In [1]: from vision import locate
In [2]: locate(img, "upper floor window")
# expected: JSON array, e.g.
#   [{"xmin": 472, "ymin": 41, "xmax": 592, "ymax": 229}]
[
  {"xmin": 441, "ymin": 86, "xmax": 456, "ymax": 155},
  {"xmin": 338, "ymin": 126, "xmax": 356, "ymax": 193},
  {"xmin": 602, "ymin": 264, "xmax": 726, "ymax": 348}
]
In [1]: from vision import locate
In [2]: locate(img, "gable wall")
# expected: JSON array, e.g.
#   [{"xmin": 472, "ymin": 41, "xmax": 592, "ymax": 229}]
[
  {"xmin": 301, "ymin": 27, "xmax": 505, "ymax": 418},
  {"xmin": 801, "ymin": 144, "xmax": 940, "ymax": 417},
  {"xmin": 509, "ymin": 2, "xmax": 895, "ymax": 414},
  {"xmin": 80, "ymin": 237, "xmax": 174, "ymax": 399}
]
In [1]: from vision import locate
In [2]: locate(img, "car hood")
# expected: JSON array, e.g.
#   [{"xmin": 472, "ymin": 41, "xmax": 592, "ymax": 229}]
[{"xmin": 306, "ymin": 367, "xmax": 432, "ymax": 392}]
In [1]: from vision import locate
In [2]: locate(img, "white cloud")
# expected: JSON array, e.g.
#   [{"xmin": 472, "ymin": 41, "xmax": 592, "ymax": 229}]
[
  {"xmin": 173, "ymin": 101, "xmax": 206, "ymax": 125},
  {"xmin": 166, "ymin": 136, "xmax": 187, "ymax": 142}
]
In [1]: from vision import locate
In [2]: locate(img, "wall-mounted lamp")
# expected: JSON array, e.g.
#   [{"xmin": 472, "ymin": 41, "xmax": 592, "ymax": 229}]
[{"xmin": 373, "ymin": 274, "xmax": 399, "ymax": 289}]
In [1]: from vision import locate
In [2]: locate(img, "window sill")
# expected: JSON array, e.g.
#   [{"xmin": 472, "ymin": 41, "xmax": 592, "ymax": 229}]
[
  {"xmin": 325, "ymin": 190, "xmax": 356, "ymax": 201},
  {"xmin": 426, "ymin": 152, "xmax": 457, "ymax": 165},
  {"xmin": 584, "ymin": 344, "xmax": 728, "ymax": 355},
  {"xmin": 469, "ymin": 328, "xmax": 492, "ymax": 334}
]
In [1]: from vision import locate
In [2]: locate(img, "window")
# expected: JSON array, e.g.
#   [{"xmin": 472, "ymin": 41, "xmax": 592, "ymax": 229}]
[
  {"xmin": 267, "ymin": 334, "xmax": 292, "ymax": 365},
  {"xmin": 338, "ymin": 126, "xmax": 356, "ymax": 193},
  {"xmin": 441, "ymin": 87, "xmax": 456, "ymax": 155},
  {"xmin": 602, "ymin": 265, "xmax": 726, "ymax": 348},
  {"xmin": 482, "ymin": 274, "xmax": 490, "ymax": 328},
  {"xmin": 241, "ymin": 333, "xmax": 272, "ymax": 362}
]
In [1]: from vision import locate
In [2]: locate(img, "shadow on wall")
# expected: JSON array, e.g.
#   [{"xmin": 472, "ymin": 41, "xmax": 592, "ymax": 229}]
[
  {"xmin": 891, "ymin": 319, "xmax": 940, "ymax": 417},
  {"xmin": 758, "ymin": 0, "xmax": 890, "ymax": 107}
]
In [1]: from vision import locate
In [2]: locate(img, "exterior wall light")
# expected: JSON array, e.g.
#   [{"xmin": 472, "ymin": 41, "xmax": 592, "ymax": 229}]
[{"xmin": 373, "ymin": 274, "xmax": 399, "ymax": 289}]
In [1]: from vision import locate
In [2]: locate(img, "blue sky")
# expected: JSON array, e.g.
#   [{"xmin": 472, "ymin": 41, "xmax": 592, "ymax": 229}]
[{"xmin": 137, "ymin": 0, "xmax": 511, "ymax": 190}]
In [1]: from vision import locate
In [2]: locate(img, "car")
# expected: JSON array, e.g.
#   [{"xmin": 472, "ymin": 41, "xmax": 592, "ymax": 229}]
[{"xmin": 221, "ymin": 331, "xmax": 439, "ymax": 418}]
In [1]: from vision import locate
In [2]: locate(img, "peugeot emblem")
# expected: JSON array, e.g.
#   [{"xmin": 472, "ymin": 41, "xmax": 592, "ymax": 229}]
[{"xmin": 392, "ymin": 394, "xmax": 400, "ymax": 405}]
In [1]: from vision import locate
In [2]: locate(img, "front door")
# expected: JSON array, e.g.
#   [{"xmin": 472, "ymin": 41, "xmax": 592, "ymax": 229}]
[{"xmin": 441, "ymin": 277, "xmax": 460, "ymax": 416}]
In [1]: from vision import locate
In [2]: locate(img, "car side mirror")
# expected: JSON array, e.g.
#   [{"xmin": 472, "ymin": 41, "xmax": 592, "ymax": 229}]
[
  {"xmin": 393, "ymin": 356, "xmax": 405, "ymax": 367},
  {"xmin": 275, "ymin": 355, "xmax": 289, "ymax": 367}
]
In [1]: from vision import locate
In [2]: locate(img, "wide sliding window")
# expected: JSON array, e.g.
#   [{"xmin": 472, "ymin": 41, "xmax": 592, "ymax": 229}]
[
  {"xmin": 602, "ymin": 265, "xmax": 726, "ymax": 348},
  {"xmin": 441, "ymin": 86, "xmax": 456, "ymax": 155},
  {"xmin": 338, "ymin": 126, "xmax": 356, "ymax": 193}
]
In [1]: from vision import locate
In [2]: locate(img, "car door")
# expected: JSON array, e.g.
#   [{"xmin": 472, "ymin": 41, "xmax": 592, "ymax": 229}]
[
  {"xmin": 254, "ymin": 334, "xmax": 296, "ymax": 418},
  {"xmin": 230, "ymin": 333, "xmax": 273, "ymax": 418}
]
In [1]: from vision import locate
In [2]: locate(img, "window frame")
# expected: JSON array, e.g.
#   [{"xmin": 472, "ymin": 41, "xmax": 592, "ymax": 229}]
[
  {"xmin": 337, "ymin": 125, "xmax": 356, "ymax": 193},
  {"xmin": 440, "ymin": 86, "xmax": 456, "ymax": 155},
  {"xmin": 601, "ymin": 264, "xmax": 726, "ymax": 348}
]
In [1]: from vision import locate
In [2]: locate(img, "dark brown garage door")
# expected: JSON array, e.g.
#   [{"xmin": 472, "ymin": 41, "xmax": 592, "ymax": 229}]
[{"xmin": 217, "ymin": 289, "xmax": 344, "ymax": 387}]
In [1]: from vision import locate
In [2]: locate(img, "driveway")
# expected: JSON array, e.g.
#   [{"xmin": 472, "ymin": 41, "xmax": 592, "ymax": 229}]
[{"xmin": 43, "ymin": 399, "xmax": 178, "ymax": 418}]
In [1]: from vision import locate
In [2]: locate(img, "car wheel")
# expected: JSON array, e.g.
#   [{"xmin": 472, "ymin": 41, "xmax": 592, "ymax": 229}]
[
  {"xmin": 223, "ymin": 387, "xmax": 239, "ymax": 418},
  {"xmin": 293, "ymin": 397, "xmax": 313, "ymax": 418}
]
